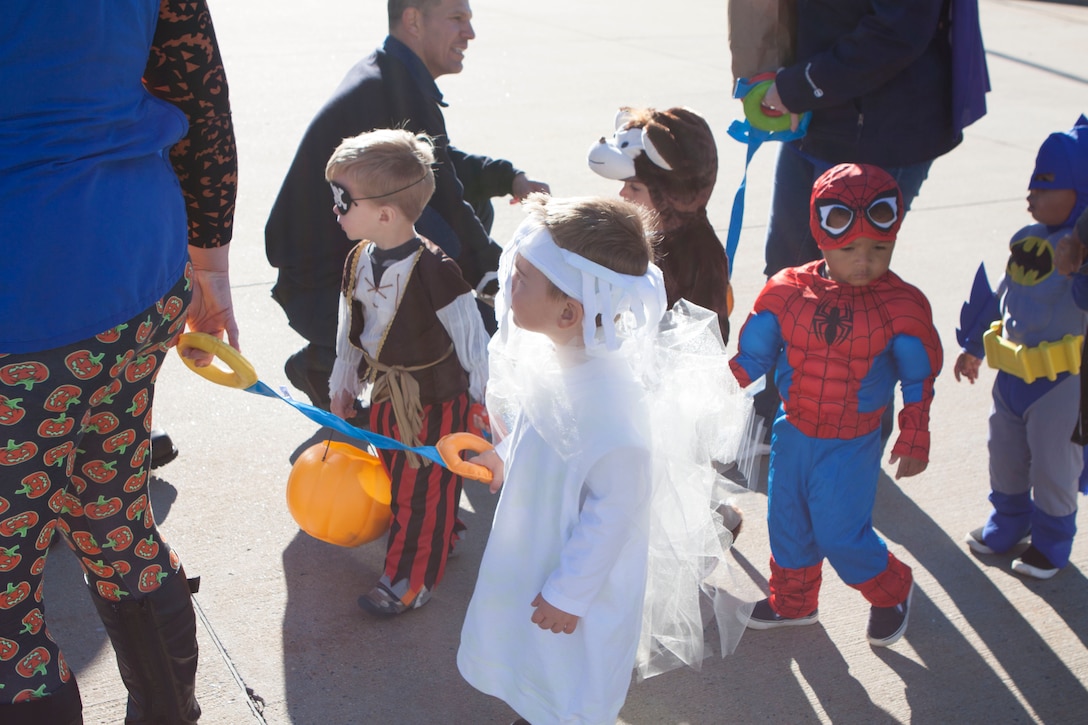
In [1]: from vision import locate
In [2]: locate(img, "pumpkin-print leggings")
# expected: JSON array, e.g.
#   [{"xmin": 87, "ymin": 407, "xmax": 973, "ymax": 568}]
[{"xmin": 0, "ymin": 266, "xmax": 191, "ymax": 703}]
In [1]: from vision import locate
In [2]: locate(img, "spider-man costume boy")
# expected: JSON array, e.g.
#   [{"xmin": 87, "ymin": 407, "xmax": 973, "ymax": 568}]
[{"xmin": 731, "ymin": 163, "xmax": 942, "ymax": 646}]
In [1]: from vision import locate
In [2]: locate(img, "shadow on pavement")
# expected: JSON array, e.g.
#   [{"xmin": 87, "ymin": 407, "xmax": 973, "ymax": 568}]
[
  {"xmin": 617, "ymin": 457, "xmax": 1086, "ymax": 722},
  {"xmin": 278, "ymin": 433, "xmax": 513, "ymax": 723},
  {"xmin": 622, "ymin": 601, "xmax": 898, "ymax": 723},
  {"xmin": 874, "ymin": 472, "xmax": 1088, "ymax": 722}
]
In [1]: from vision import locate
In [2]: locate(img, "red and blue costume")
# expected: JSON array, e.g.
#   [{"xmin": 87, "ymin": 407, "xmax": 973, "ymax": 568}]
[{"xmin": 731, "ymin": 165, "xmax": 942, "ymax": 618}]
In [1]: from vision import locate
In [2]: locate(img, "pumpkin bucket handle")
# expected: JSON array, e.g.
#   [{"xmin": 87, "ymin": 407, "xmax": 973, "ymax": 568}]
[
  {"xmin": 436, "ymin": 432, "xmax": 494, "ymax": 483},
  {"xmin": 176, "ymin": 332, "xmax": 259, "ymax": 389}
]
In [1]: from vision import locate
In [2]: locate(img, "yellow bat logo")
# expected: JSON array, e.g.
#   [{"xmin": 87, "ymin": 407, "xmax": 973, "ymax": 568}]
[{"xmin": 1007, "ymin": 235, "xmax": 1053, "ymax": 286}]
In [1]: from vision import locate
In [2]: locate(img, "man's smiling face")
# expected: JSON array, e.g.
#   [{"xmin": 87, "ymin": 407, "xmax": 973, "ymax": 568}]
[{"xmin": 417, "ymin": 0, "xmax": 475, "ymax": 79}]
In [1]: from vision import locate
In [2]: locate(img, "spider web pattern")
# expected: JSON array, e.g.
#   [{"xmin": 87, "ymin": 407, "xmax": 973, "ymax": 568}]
[
  {"xmin": 848, "ymin": 552, "xmax": 913, "ymax": 607},
  {"xmin": 768, "ymin": 558, "xmax": 822, "ymax": 617},
  {"xmin": 753, "ymin": 261, "xmax": 941, "ymax": 458}
]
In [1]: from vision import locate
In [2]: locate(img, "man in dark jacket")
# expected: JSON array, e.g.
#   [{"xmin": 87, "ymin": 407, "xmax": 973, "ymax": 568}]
[
  {"xmin": 758, "ymin": 0, "xmax": 967, "ymax": 276},
  {"xmin": 266, "ymin": 0, "xmax": 547, "ymax": 409}
]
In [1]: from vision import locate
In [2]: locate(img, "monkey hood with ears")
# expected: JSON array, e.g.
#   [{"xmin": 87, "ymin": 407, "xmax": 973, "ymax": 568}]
[{"xmin": 587, "ymin": 106, "xmax": 732, "ymax": 342}]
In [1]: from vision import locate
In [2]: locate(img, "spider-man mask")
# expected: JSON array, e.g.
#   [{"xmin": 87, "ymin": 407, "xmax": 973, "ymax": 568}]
[{"xmin": 810, "ymin": 163, "xmax": 903, "ymax": 250}]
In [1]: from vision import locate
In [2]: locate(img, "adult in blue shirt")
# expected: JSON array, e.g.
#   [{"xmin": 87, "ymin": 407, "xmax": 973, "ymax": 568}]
[{"xmin": 0, "ymin": 0, "xmax": 238, "ymax": 722}]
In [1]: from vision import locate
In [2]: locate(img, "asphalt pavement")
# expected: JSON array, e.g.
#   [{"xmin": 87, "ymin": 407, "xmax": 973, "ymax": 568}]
[{"xmin": 44, "ymin": 1, "xmax": 1088, "ymax": 723}]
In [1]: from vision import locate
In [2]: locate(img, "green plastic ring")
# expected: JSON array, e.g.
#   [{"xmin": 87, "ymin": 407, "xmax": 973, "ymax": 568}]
[{"xmin": 743, "ymin": 80, "xmax": 792, "ymax": 133}]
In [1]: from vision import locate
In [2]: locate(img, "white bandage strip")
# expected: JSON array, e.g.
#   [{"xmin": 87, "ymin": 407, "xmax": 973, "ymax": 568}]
[{"xmin": 497, "ymin": 217, "xmax": 666, "ymax": 353}]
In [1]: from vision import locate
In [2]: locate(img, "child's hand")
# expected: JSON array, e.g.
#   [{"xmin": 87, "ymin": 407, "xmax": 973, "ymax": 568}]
[
  {"xmin": 888, "ymin": 453, "xmax": 927, "ymax": 480},
  {"xmin": 331, "ymin": 391, "xmax": 356, "ymax": 420},
  {"xmin": 1055, "ymin": 233, "xmax": 1087, "ymax": 276},
  {"xmin": 530, "ymin": 593, "xmax": 579, "ymax": 634},
  {"xmin": 473, "ymin": 449, "xmax": 505, "ymax": 493},
  {"xmin": 953, "ymin": 352, "xmax": 982, "ymax": 383}
]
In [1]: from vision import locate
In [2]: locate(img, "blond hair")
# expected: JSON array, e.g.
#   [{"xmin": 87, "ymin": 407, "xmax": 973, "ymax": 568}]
[
  {"xmin": 325, "ymin": 128, "xmax": 436, "ymax": 221},
  {"xmin": 521, "ymin": 194, "xmax": 654, "ymax": 298}
]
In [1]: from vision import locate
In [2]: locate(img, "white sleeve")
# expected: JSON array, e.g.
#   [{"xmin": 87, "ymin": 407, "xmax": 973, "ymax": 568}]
[
  {"xmin": 329, "ymin": 290, "xmax": 363, "ymax": 402},
  {"xmin": 540, "ymin": 446, "xmax": 652, "ymax": 617},
  {"xmin": 436, "ymin": 291, "xmax": 490, "ymax": 402},
  {"xmin": 493, "ymin": 434, "xmax": 511, "ymax": 461}
]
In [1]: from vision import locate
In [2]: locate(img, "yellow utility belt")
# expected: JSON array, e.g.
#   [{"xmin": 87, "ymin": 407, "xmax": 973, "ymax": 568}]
[{"xmin": 982, "ymin": 321, "xmax": 1083, "ymax": 383}]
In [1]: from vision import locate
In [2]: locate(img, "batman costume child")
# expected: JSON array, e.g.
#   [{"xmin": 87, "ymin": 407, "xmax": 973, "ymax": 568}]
[{"xmin": 955, "ymin": 115, "xmax": 1088, "ymax": 579}]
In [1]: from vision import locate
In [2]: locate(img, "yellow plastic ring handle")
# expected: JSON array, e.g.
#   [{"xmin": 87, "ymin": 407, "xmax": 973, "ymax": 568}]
[
  {"xmin": 176, "ymin": 332, "xmax": 258, "ymax": 389},
  {"xmin": 436, "ymin": 432, "xmax": 494, "ymax": 483},
  {"xmin": 742, "ymin": 80, "xmax": 792, "ymax": 133}
]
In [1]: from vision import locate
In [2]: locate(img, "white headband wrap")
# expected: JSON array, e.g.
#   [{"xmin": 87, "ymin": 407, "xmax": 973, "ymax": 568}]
[{"xmin": 497, "ymin": 216, "xmax": 666, "ymax": 354}]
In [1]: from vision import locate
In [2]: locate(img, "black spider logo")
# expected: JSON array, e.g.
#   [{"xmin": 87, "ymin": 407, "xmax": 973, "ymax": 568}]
[{"xmin": 812, "ymin": 301, "xmax": 853, "ymax": 345}]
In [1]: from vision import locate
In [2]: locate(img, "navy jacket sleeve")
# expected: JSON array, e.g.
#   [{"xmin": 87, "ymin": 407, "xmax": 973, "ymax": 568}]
[
  {"xmin": 771, "ymin": 0, "xmax": 959, "ymax": 168},
  {"xmin": 449, "ymin": 147, "xmax": 520, "ymax": 203},
  {"xmin": 775, "ymin": 0, "xmax": 946, "ymax": 112}
]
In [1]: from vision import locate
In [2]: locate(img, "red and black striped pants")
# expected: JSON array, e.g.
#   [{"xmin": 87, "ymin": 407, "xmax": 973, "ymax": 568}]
[{"xmin": 369, "ymin": 392, "xmax": 468, "ymax": 604}]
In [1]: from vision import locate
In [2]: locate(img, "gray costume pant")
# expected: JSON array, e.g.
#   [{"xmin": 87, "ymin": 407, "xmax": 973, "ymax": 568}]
[{"xmin": 989, "ymin": 372, "xmax": 1081, "ymax": 518}]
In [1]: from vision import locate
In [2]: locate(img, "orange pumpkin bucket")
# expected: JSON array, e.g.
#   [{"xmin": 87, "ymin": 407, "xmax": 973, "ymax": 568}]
[{"xmin": 286, "ymin": 440, "xmax": 392, "ymax": 547}]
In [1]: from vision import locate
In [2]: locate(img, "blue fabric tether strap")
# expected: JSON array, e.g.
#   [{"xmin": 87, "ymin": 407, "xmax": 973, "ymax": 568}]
[
  {"xmin": 724, "ymin": 76, "xmax": 810, "ymax": 273},
  {"xmin": 247, "ymin": 380, "xmax": 446, "ymax": 467}
]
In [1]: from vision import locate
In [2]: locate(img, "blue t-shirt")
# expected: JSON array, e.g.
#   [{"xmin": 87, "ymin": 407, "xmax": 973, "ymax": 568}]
[{"xmin": 0, "ymin": 0, "xmax": 190, "ymax": 352}]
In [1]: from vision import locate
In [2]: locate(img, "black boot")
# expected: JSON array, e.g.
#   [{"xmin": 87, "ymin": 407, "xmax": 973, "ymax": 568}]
[
  {"xmin": 90, "ymin": 572, "xmax": 201, "ymax": 724},
  {"xmin": 150, "ymin": 428, "xmax": 179, "ymax": 469},
  {"xmin": 284, "ymin": 344, "xmax": 334, "ymax": 410},
  {"xmin": 0, "ymin": 678, "xmax": 83, "ymax": 724}
]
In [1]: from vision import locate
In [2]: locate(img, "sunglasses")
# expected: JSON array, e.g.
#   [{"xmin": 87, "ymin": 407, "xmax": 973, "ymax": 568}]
[
  {"xmin": 330, "ymin": 175, "xmax": 430, "ymax": 216},
  {"xmin": 814, "ymin": 191, "xmax": 900, "ymax": 240}
]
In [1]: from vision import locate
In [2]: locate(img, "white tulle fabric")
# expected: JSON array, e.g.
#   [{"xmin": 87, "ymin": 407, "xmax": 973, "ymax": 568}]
[
  {"xmin": 489, "ymin": 218, "xmax": 757, "ymax": 681},
  {"xmin": 635, "ymin": 301, "xmax": 759, "ymax": 679}
]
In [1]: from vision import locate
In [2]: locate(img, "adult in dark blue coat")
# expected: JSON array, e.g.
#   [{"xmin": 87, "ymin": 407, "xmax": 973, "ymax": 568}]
[
  {"xmin": 759, "ymin": 0, "xmax": 966, "ymax": 276},
  {"xmin": 751, "ymin": 0, "xmax": 981, "ymax": 433},
  {"xmin": 266, "ymin": 0, "xmax": 548, "ymax": 410}
]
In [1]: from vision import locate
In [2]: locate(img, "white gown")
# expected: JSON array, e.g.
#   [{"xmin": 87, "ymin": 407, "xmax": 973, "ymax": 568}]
[{"xmin": 458, "ymin": 350, "xmax": 652, "ymax": 725}]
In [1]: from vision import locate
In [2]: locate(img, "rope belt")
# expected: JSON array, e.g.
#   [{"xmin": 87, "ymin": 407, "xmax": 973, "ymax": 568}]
[{"xmin": 363, "ymin": 344, "xmax": 454, "ymax": 467}]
